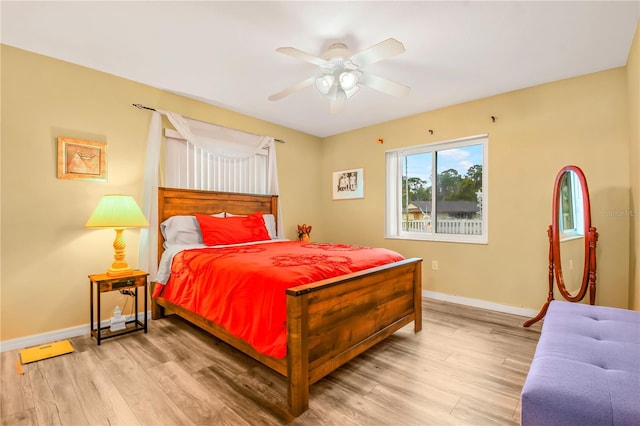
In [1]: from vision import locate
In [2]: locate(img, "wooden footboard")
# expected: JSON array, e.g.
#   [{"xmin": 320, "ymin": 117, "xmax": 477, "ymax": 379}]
[{"xmin": 286, "ymin": 257, "xmax": 422, "ymax": 415}]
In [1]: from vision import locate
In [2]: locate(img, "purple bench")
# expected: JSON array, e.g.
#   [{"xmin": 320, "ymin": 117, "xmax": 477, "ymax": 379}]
[{"xmin": 521, "ymin": 301, "xmax": 640, "ymax": 426}]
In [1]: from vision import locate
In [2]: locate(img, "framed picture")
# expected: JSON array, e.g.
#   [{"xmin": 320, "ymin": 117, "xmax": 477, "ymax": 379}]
[
  {"xmin": 332, "ymin": 168, "xmax": 364, "ymax": 200},
  {"xmin": 57, "ymin": 137, "xmax": 107, "ymax": 181}
]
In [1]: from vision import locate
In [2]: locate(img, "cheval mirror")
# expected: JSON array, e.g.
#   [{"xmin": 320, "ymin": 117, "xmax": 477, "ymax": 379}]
[{"xmin": 523, "ymin": 165, "xmax": 598, "ymax": 327}]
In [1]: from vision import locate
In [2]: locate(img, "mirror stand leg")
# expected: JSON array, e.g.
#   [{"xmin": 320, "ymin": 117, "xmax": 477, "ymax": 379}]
[
  {"xmin": 587, "ymin": 228, "xmax": 598, "ymax": 305},
  {"xmin": 588, "ymin": 272, "xmax": 596, "ymax": 305},
  {"xmin": 523, "ymin": 298, "xmax": 552, "ymax": 327},
  {"xmin": 524, "ymin": 240, "xmax": 555, "ymax": 328}
]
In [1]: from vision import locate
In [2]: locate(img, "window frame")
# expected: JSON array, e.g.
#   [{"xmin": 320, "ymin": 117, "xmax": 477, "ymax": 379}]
[{"xmin": 385, "ymin": 134, "xmax": 489, "ymax": 244}]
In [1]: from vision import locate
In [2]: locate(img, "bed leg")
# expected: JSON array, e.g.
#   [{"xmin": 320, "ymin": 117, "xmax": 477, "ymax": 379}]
[
  {"xmin": 287, "ymin": 293, "xmax": 309, "ymax": 416},
  {"xmin": 414, "ymin": 261, "xmax": 423, "ymax": 333},
  {"xmin": 149, "ymin": 282, "xmax": 165, "ymax": 319}
]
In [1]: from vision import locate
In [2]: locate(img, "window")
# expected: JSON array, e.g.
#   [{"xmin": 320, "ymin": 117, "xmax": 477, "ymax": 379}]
[
  {"xmin": 164, "ymin": 126, "xmax": 271, "ymax": 195},
  {"xmin": 165, "ymin": 133, "xmax": 269, "ymax": 194},
  {"xmin": 385, "ymin": 135, "xmax": 488, "ymax": 243}
]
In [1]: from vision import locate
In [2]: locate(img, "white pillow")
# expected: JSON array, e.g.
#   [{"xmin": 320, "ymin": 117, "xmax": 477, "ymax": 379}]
[
  {"xmin": 161, "ymin": 213, "xmax": 224, "ymax": 248},
  {"xmin": 226, "ymin": 212, "xmax": 277, "ymax": 239},
  {"xmin": 263, "ymin": 214, "xmax": 277, "ymax": 239}
]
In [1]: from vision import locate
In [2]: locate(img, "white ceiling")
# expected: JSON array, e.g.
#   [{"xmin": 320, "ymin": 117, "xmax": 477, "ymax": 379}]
[{"xmin": 2, "ymin": 1, "xmax": 638, "ymax": 138}]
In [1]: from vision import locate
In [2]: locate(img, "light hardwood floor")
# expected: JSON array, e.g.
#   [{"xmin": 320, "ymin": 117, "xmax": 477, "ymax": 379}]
[{"xmin": 1, "ymin": 299, "xmax": 542, "ymax": 425}]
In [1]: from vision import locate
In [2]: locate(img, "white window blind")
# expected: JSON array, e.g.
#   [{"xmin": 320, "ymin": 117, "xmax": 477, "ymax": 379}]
[{"xmin": 165, "ymin": 129, "xmax": 269, "ymax": 194}]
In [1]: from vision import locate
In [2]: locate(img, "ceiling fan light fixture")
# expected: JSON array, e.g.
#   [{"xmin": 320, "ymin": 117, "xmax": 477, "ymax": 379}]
[
  {"xmin": 343, "ymin": 84, "xmax": 360, "ymax": 99},
  {"xmin": 270, "ymin": 38, "xmax": 409, "ymax": 112},
  {"xmin": 315, "ymin": 75, "xmax": 335, "ymax": 95},
  {"xmin": 339, "ymin": 71, "xmax": 358, "ymax": 91}
]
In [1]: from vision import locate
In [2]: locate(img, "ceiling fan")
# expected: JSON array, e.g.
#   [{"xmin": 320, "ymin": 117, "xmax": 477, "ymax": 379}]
[{"xmin": 268, "ymin": 38, "xmax": 410, "ymax": 114}]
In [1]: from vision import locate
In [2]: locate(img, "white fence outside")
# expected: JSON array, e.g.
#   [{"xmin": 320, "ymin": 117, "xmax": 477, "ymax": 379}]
[{"xmin": 402, "ymin": 219, "xmax": 482, "ymax": 235}]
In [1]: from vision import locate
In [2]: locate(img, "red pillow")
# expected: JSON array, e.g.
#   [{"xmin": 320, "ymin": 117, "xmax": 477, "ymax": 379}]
[{"xmin": 195, "ymin": 212, "xmax": 271, "ymax": 246}]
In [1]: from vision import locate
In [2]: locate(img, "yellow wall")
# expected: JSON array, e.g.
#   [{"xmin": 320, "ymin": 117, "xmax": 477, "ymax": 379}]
[
  {"xmin": 322, "ymin": 68, "xmax": 631, "ymax": 311},
  {"xmin": 0, "ymin": 45, "xmax": 323, "ymax": 341},
  {"xmin": 1, "ymin": 25, "xmax": 638, "ymax": 343},
  {"xmin": 628, "ymin": 19, "xmax": 640, "ymax": 310}
]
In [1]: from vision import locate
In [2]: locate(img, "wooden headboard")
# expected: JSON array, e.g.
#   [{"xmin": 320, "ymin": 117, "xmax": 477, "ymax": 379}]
[{"xmin": 157, "ymin": 187, "xmax": 279, "ymax": 262}]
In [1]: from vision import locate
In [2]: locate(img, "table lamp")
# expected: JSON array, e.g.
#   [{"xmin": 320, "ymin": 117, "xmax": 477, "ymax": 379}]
[{"xmin": 85, "ymin": 194, "xmax": 149, "ymax": 276}]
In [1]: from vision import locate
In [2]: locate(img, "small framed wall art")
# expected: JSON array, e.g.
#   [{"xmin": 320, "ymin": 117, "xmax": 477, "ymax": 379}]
[
  {"xmin": 332, "ymin": 167, "xmax": 364, "ymax": 200},
  {"xmin": 57, "ymin": 137, "xmax": 107, "ymax": 181}
]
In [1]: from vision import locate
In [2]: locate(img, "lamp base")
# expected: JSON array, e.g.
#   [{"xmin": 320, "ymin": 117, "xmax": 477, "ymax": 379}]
[
  {"xmin": 107, "ymin": 229, "xmax": 132, "ymax": 277},
  {"xmin": 106, "ymin": 266, "xmax": 134, "ymax": 277}
]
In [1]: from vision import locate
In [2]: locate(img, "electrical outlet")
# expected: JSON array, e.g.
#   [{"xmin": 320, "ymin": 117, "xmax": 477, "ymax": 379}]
[{"xmin": 432, "ymin": 260, "xmax": 439, "ymax": 271}]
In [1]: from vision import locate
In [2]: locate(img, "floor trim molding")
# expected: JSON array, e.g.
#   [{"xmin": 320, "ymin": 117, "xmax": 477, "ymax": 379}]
[
  {"xmin": 423, "ymin": 290, "xmax": 539, "ymax": 318},
  {"xmin": 2, "ymin": 294, "xmax": 539, "ymax": 353},
  {"xmin": 0, "ymin": 311, "xmax": 151, "ymax": 353}
]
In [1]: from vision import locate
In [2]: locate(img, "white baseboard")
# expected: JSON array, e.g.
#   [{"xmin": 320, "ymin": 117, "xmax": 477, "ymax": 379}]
[
  {"xmin": 0, "ymin": 311, "xmax": 151, "ymax": 353},
  {"xmin": 423, "ymin": 290, "xmax": 539, "ymax": 318}
]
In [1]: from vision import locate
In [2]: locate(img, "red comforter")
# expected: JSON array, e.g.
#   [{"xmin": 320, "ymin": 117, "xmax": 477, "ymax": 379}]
[{"xmin": 153, "ymin": 241, "xmax": 404, "ymax": 358}]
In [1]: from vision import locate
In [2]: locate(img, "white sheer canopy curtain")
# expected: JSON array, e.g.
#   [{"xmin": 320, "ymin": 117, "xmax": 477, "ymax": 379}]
[{"xmin": 138, "ymin": 110, "xmax": 282, "ymax": 280}]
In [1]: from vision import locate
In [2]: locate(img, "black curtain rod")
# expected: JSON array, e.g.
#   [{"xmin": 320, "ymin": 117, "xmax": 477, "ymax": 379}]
[{"xmin": 133, "ymin": 103, "xmax": 285, "ymax": 143}]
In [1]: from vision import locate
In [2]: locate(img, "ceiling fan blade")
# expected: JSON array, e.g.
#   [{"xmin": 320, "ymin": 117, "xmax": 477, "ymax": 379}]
[
  {"xmin": 330, "ymin": 92, "xmax": 346, "ymax": 114},
  {"xmin": 276, "ymin": 47, "xmax": 331, "ymax": 67},
  {"xmin": 268, "ymin": 75, "xmax": 317, "ymax": 101},
  {"xmin": 359, "ymin": 73, "xmax": 410, "ymax": 97},
  {"xmin": 348, "ymin": 38, "xmax": 406, "ymax": 68}
]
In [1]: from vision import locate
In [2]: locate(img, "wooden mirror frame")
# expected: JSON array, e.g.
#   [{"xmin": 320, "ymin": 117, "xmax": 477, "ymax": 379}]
[{"xmin": 523, "ymin": 165, "xmax": 598, "ymax": 327}]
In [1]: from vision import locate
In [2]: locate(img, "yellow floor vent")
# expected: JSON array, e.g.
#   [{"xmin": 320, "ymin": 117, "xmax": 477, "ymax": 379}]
[{"xmin": 19, "ymin": 340, "xmax": 74, "ymax": 364}]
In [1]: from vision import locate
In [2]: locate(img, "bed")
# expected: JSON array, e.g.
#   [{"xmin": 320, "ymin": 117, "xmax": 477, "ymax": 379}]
[{"xmin": 150, "ymin": 187, "xmax": 423, "ymax": 416}]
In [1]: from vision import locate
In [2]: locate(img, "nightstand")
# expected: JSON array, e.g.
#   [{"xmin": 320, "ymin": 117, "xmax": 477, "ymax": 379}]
[{"xmin": 89, "ymin": 270, "xmax": 148, "ymax": 345}]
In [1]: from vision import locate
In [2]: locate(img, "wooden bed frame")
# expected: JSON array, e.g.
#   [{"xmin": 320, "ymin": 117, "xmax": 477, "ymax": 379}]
[{"xmin": 150, "ymin": 187, "xmax": 423, "ymax": 416}]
